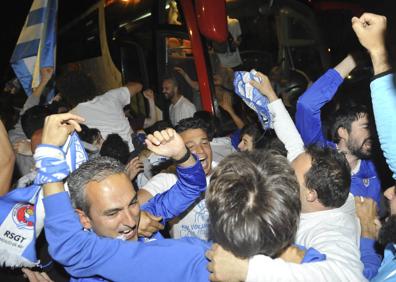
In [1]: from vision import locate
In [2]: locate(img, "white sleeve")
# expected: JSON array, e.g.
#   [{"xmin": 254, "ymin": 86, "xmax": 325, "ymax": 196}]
[
  {"xmin": 247, "ymin": 230, "xmax": 366, "ymax": 282},
  {"xmin": 140, "ymin": 173, "xmax": 177, "ymax": 196},
  {"xmin": 103, "ymin": 87, "xmax": 131, "ymax": 108},
  {"xmin": 268, "ymin": 99, "xmax": 305, "ymax": 162}
]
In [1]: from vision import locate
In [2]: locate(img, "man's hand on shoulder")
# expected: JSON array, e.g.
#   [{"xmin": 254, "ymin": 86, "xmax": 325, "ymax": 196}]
[{"xmin": 206, "ymin": 243, "xmax": 248, "ymax": 282}]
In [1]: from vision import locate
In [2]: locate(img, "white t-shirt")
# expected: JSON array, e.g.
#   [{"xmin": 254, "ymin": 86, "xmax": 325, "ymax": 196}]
[
  {"xmin": 169, "ymin": 96, "xmax": 196, "ymax": 126},
  {"xmin": 142, "ymin": 173, "xmax": 211, "ymax": 240},
  {"xmin": 216, "ymin": 17, "xmax": 242, "ymax": 68},
  {"xmin": 70, "ymin": 87, "xmax": 134, "ymax": 150},
  {"xmin": 210, "ymin": 137, "xmax": 236, "ymax": 164},
  {"xmin": 247, "ymin": 194, "xmax": 365, "ymax": 281}
]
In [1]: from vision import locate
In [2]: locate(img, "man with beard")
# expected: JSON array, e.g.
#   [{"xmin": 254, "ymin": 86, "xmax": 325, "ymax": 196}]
[
  {"xmin": 162, "ymin": 76, "xmax": 196, "ymax": 126},
  {"xmin": 352, "ymin": 12, "xmax": 396, "ymax": 281},
  {"xmin": 295, "ymin": 54, "xmax": 381, "ymax": 207}
]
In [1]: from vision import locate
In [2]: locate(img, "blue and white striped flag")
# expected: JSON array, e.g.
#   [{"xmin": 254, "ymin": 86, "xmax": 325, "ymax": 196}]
[{"xmin": 10, "ymin": 0, "xmax": 58, "ymax": 98}]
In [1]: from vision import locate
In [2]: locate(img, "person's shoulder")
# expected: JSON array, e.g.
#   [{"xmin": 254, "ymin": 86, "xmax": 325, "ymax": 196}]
[
  {"xmin": 143, "ymin": 172, "xmax": 178, "ymax": 190},
  {"xmin": 147, "ymin": 237, "xmax": 210, "ymax": 251},
  {"xmin": 100, "ymin": 87, "xmax": 129, "ymax": 100},
  {"xmin": 181, "ymin": 96, "xmax": 196, "ymax": 109}
]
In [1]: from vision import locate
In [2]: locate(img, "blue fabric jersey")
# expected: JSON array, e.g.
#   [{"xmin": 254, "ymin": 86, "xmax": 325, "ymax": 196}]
[
  {"xmin": 370, "ymin": 72, "xmax": 396, "ymax": 282},
  {"xmin": 371, "ymin": 72, "xmax": 396, "ymax": 180},
  {"xmin": 371, "ymin": 244, "xmax": 396, "ymax": 282},
  {"xmin": 44, "ymin": 161, "xmax": 211, "ymax": 282},
  {"xmin": 295, "ymin": 68, "xmax": 381, "ymax": 207}
]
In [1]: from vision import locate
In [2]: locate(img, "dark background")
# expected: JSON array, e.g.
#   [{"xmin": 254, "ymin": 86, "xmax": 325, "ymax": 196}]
[{"xmin": 0, "ymin": 0, "xmax": 395, "ymax": 85}]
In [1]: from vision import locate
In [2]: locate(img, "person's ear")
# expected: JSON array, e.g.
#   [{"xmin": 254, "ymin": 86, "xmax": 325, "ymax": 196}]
[
  {"xmin": 75, "ymin": 209, "xmax": 92, "ymax": 230},
  {"xmin": 306, "ymin": 189, "xmax": 318, "ymax": 202},
  {"xmin": 337, "ymin": 127, "xmax": 349, "ymax": 140}
]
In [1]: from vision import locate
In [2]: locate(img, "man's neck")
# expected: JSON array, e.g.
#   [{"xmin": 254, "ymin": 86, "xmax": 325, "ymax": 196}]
[
  {"xmin": 171, "ymin": 94, "xmax": 182, "ymax": 105},
  {"xmin": 302, "ymin": 202, "xmax": 332, "ymax": 214}
]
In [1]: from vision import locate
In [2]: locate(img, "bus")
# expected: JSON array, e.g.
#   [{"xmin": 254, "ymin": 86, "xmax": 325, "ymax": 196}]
[{"xmin": 58, "ymin": 0, "xmax": 330, "ymax": 127}]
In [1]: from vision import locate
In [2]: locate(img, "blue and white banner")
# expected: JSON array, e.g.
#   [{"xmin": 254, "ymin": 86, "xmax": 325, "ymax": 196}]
[
  {"xmin": 10, "ymin": 0, "xmax": 58, "ymax": 98},
  {"xmin": 234, "ymin": 70, "xmax": 272, "ymax": 129},
  {"xmin": 0, "ymin": 132, "xmax": 87, "ymax": 267}
]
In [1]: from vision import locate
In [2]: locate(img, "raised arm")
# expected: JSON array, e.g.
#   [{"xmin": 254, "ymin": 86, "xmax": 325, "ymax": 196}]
[
  {"xmin": 142, "ymin": 89, "xmax": 157, "ymax": 128},
  {"xmin": 38, "ymin": 114, "xmax": 209, "ymax": 281},
  {"xmin": 250, "ymin": 72, "xmax": 304, "ymax": 162},
  {"xmin": 352, "ymin": 13, "xmax": 396, "ymax": 179},
  {"xmin": 218, "ymin": 92, "xmax": 245, "ymax": 129},
  {"xmin": 141, "ymin": 129, "xmax": 206, "ymax": 223},
  {"xmin": 0, "ymin": 120, "xmax": 15, "ymax": 195},
  {"xmin": 295, "ymin": 55, "xmax": 356, "ymax": 146},
  {"xmin": 174, "ymin": 67, "xmax": 199, "ymax": 91}
]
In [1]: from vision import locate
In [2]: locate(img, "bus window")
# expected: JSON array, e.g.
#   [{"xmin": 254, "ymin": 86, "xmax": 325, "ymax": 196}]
[
  {"xmin": 58, "ymin": 9, "xmax": 101, "ymax": 65},
  {"xmin": 218, "ymin": 0, "xmax": 278, "ymax": 73},
  {"xmin": 164, "ymin": 34, "xmax": 202, "ymax": 111},
  {"xmin": 277, "ymin": 5, "xmax": 330, "ymax": 79}
]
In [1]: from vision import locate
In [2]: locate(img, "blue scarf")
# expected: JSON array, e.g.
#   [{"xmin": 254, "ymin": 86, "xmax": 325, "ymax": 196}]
[
  {"xmin": 233, "ymin": 70, "xmax": 272, "ymax": 129},
  {"xmin": 0, "ymin": 132, "xmax": 87, "ymax": 267}
]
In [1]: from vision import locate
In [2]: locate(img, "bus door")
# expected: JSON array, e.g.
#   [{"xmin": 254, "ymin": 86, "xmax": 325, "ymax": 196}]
[{"xmin": 117, "ymin": 40, "xmax": 149, "ymax": 115}]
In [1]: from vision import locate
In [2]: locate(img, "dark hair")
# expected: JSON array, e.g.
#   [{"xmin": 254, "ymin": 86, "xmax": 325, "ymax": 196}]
[
  {"xmin": 206, "ymin": 151, "xmax": 301, "ymax": 258},
  {"xmin": 57, "ymin": 71, "xmax": 97, "ymax": 108},
  {"xmin": 77, "ymin": 124, "xmax": 101, "ymax": 144},
  {"xmin": 146, "ymin": 120, "xmax": 173, "ymax": 135},
  {"xmin": 304, "ymin": 145, "xmax": 351, "ymax": 208},
  {"xmin": 330, "ymin": 104, "xmax": 369, "ymax": 143},
  {"xmin": 263, "ymin": 135, "xmax": 287, "ymax": 157},
  {"xmin": 100, "ymin": 134, "xmax": 130, "ymax": 164},
  {"xmin": 175, "ymin": 117, "xmax": 209, "ymax": 135},
  {"xmin": 129, "ymin": 114, "xmax": 146, "ymax": 132},
  {"xmin": 21, "ymin": 105, "xmax": 52, "ymax": 139},
  {"xmin": 193, "ymin": 111, "xmax": 220, "ymax": 140},
  {"xmin": 240, "ymin": 124, "xmax": 266, "ymax": 149},
  {"xmin": 162, "ymin": 75, "xmax": 179, "ymax": 88}
]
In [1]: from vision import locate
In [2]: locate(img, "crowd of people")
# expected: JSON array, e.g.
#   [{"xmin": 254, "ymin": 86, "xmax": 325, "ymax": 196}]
[{"xmin": 0, "ymin": 12, "xmax": 395, "ymax": 282}]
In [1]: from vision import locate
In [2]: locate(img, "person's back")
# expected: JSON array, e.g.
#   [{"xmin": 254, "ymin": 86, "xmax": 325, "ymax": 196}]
[
  {"xmin": 289, "ymin": 146, "xmax": 364, "ymax": 280},
  {"xmin": 58, "ymin": 71, "xmax": 142, "ymax": 151}
]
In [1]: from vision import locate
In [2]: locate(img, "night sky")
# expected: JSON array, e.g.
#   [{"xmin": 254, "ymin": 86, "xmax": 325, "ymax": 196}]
[
  {"xmin": 0, "ymin": 0, "xmax": 394, "ymax": 87},
  {"xmin": 0, "ymin": 0, "xmax": 97, "ymax": 85}
]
